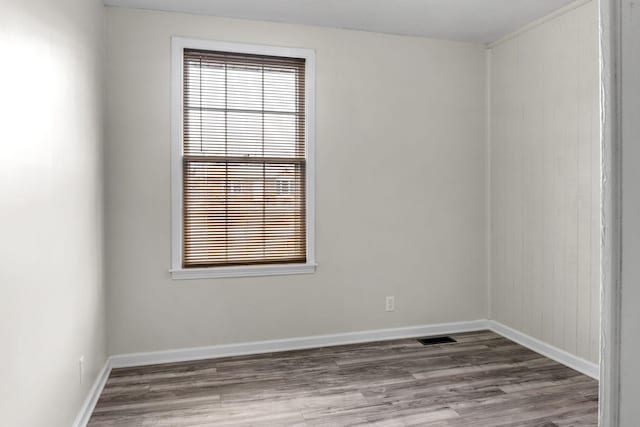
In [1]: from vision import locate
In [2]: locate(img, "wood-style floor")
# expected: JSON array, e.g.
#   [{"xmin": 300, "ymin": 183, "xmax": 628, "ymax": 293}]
[{"xmin": 88, "ymin": 331, "xmax": 598, "ymax": 426}]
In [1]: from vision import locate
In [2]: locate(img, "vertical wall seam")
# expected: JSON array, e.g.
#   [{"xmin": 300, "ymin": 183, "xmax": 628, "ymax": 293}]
[{"xmin": 486, "ymin": 47, "xmax": 492, "ymax": 320}]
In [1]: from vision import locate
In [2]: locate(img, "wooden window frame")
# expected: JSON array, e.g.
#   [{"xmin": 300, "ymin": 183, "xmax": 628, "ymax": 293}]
[{"xmin": 170, "ymin": 37, "xmax": 316, "ymax": 279}]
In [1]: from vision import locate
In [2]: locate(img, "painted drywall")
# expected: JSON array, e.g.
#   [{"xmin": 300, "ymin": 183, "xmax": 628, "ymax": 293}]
[
  {"xmin": 618, "ymin": 0, "xmax": 640, "ymax": 424},
  {"xmin": 488, "ymin": 0, "xmax": 600, "ymax": 363},
  {"xmin": 0, "ymin": 0, "xmax": 106, "ymax": 426},
  {"xmin": 104, "ymin": 7, "xmax": 487, "ymax": 355}
]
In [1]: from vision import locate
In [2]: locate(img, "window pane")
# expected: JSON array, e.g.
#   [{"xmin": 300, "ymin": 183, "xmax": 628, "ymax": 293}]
[
  {"xmin": 184, "ymin": 61, "xmax": 226, "ymax": 110},
  {"xmin": 227, "ymin": 65, "xmax": 262, "ymax": 110},
  {"xmin": 264, "ymin": 113, "xmax": 298, "ymax": 158},
  {"xmin": 184, "ymin": 109, "xmax": 225, "ymax": 155},
  {"xmin": 227, "ymin": 112, "xmax": 263, "ymax": 157},
  {"xmin": 264, "ymin": 68, "xmax": 297, "ymax": 112}
]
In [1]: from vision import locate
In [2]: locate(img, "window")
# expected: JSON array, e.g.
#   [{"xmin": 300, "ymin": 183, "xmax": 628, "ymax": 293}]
[{"xmin": 171, "ymin": 38, "xmax": 315, "ymax": 279}]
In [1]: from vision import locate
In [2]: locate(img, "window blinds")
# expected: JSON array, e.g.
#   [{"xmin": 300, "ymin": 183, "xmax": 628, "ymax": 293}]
[{"xmin": 182, "ymin": 49, "xmax": 307, "ymax": 268}]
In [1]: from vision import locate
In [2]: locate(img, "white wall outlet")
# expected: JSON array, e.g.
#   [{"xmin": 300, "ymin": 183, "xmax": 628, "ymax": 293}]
[
  {"xmin": 385, "ymin": 296, "xmax": 395, "ymax": 312},
  {"xmin": 79, "ymin": 356, "xmax": 85, "ymax": 385}
]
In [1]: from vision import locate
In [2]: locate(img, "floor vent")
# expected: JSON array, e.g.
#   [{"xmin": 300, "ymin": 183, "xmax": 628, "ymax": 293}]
[{"xmin": 417, "ymin": 336, "xmax": 457, "ymax": 346}]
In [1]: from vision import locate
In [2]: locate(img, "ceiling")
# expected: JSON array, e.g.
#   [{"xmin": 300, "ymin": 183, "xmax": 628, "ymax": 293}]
[{"xmin": 103, "ymin": 0, "xmax": 579, "ymax": 45}]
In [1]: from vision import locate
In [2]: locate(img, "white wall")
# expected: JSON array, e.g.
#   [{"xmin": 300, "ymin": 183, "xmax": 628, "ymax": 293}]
[
  {"xmin": 618, "ymin": 0, "xmax": 640, "ymax": 424},
  {"xmin": 0, "ymin": 0, "xmax": 106, "ymax": 426},
  {"xmin": 488, "ymin": 0, "xmax": 600, "ymax": 363},
  {"xmin": 104, "ymin": 7, "xmax": 487, "ymax": 355}
]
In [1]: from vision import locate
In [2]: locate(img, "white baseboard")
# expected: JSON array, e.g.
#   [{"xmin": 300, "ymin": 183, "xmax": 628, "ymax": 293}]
[
  {"xmin": 110, "ymin": 320, "xmax": 490, "ymax": 368},
  {"xmin": 488, "ymin": 320, "xmax": 599, "ymax": 380},
  {"xmin": 108, "ymin": 320, "xmax": 600, "ymax": 381},
  {"xmin": 72, "ymin": 358, "xmax": 112, "ymax": 427}
]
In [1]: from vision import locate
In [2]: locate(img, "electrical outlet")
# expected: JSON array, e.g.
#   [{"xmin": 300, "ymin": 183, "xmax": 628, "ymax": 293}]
[
  {"xmin": 385, "ymin": 296, "xmax": 395, "ymax": 312},
  {"xmin": 79, "ymin": 356, "xmax": 85, "ymax": 385}
]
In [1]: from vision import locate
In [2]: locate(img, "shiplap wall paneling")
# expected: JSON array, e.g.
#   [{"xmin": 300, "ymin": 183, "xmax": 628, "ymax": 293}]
[{"xmin": 489, "ymin": 0, "xmax": 600, "ymax": 363}]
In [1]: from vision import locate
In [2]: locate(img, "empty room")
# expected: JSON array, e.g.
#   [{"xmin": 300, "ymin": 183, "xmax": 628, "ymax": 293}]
[{"xmin": 3, "ymin": 0, "xmax": 640, "ymax": 426}]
